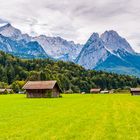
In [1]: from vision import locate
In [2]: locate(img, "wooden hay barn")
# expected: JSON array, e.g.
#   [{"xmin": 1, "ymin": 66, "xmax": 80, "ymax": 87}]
[
  {"xmin": 100, "ymin": 90, "xmax": 109, "ymax": 94},
  {"xmin": 130, "ymin": 88, "xmax": 140, "ymax": 96},
  {"xmin": 90, "ymin": 88, "xmax": 101, "ymax": 94},
  {"xmin": 23, "ymin": 81, "xmax": 62, "ymax": 98},
  {"xmin": 0, "ymin": 89, "xmax": 6, "ymax": 94},
  {"xmin": 0, "ymin": 89, "xmax": 13, "ymax": 94}
]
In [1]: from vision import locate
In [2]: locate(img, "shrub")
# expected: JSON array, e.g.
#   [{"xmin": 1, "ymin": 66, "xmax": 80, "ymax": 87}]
[
  {"xmin": 65, "ymin": 89, "xmax": 73, "ymax": 94},
  {"xmin": 3, "ymin": 90, "xmax": 8, "ymax": 95},
  {"xmin": 9, "ymin": 90, "xmax": 14, "ymax": 94},
  {"xmin": 59, "ymin": 95, "xmax": 62, "ymax": 98}
]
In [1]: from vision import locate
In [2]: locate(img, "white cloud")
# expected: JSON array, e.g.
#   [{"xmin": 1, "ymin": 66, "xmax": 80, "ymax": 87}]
[{"xmin": 0, "ymin": 0, "xmax": 140, "ymax": 52}]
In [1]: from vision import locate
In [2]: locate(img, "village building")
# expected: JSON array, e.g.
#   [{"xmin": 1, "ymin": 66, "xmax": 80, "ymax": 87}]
[
  {"xmin": 0, "ymin": 89, "xmax": 6, "ymax": 94},
  {"xmin": 109, "ymin": 89, "xmax": 115, "ymax": 94},
  {"xmin": 100, "ymin": 90, "xmax": 109, "ymax": 94},
  {"xmin": 0, "ymin": 89, "xmax": 13, "ymax": 94},
  {"xmin": 130, "ymin": 88, "xmax": 140, "ymax": 95},
  {"xmin": 23, "ymin": 81, "xmax": 62, "ymax": 98},
  {"xmin": 90, "ymin": 88, "xmax": 101, "ymax": 94}
]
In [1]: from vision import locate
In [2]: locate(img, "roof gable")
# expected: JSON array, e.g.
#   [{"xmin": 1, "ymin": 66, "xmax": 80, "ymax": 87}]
[
  {"xmin": 130, "ymin": 88, "xmax": 140, "ymax": 92},
  {"xmin": 0, "ymin": 89, "xmax": 6, "ymax": 92},
  {"xmin": 23, "ymin": 81, "xmax": 57, "ymax": 90},
  {"xmin": 90, "ymin": 89, "xmax": 101, "ymax": 92},
  {"xmin": 0, "ymin": 89, "xmax": 12, "ymax": 92}
]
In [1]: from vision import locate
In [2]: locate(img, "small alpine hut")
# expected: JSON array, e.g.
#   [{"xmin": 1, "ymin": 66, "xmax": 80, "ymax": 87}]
[
  {"xmin": 0, "ymin": 89, "xmax": 13, "ymax": 94},
  {"xmin": 0, "ymin": 89, "xmax": 6, "ymax": 94},
  {"xmin": 23, "ymin": 81, "xmax": 62, "ymax": 98},
  {"xmin": 90, "ymin": 88, "xmax": 101, "ymax": 94},
  {"xmin": 130, "ymin": 88, "xmax": 140, "ymax": 96}
]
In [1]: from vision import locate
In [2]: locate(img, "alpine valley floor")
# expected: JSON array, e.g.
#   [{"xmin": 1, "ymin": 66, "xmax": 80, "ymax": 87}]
[{"xmin": 0, "ymin": 94, "xmax": 140, "ymax": 140}]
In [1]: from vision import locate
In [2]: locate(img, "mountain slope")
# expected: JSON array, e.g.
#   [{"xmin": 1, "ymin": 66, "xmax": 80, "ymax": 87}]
[
  {"xmin": 0, "ymin": 23, "xmax": 31, "ymax": 42},
  {"xmin": 95, "ymin": 54, "xmax": 140, "ymax": 77},
  {"xmin": 76, "ymin": 33, "xmax": 110, "ymax": 69},
  {"xmin": 101, "ymin": 30, "xmax": 135, "ymax": 55},
  {"xmin": 0, "ymin": 23, "xmax": 83, "ymax": 61},
  {"xmin": 98, "ymin": 31, "xmax": 140, "ymax": 77},
  {"xmin": 0, "ymin": 34, "xmax": 48, "ymax": 59},
  {"xmin": 33, "ymin": 35, "xmax": 83, "ymax": 61},
  {"xmin": 76, "ymin": 31, "xmax": 140, "ymax": 77},
  {"xmin": 0, "ymin": 23, "xmax": 140, "ymax": 77}
]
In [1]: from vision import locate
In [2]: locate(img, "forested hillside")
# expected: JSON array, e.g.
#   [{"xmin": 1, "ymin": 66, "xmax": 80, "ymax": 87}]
[{"xmin": 0, "ymin": 51, "xmax": 139, "ymax": 93}]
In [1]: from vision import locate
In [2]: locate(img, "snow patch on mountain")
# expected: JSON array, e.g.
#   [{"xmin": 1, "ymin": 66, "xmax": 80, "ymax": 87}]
[{"xmin": 0, "ymin": 23, "xmax": 8, "ymax": 28}]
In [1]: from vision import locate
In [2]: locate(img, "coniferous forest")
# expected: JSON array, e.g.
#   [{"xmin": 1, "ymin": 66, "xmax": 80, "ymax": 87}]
[{"xmin": 0, "ymin": 51, "xmax": 140, "ymax": 93}]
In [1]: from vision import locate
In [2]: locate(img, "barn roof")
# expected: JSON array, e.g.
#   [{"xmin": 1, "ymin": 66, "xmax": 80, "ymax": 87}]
[
  {"xmin": 0, "ymin": 89, "xmax": 6, "ymax": 92},
  {"xmin": 90, "ymin": 88, "xmax": 101, "ymax": 92},
  {"xmin": 0, "ymin": 89, "xmax": 12, "ymax": 92},
  {"xmin": 23, "ymin": 81, "xmax": 58, "ymax": 90},
  {"xmin": 130, "ymin": 88, "xmax": 140, "ymax": 92},
  {"xmin": 6, "ymin": 89, "xmax": 12, "ymax": 92}
]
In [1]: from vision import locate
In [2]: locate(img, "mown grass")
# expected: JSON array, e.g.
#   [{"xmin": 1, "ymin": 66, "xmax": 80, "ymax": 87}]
[{"xmin": 0, "ymin": 94, "xmax": 140, "ymax": 140}]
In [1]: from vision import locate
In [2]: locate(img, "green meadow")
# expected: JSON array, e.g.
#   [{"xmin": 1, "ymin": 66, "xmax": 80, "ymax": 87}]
[{"xmin": 0, "ymin": 94, "xmax": 140, "ymax": 140}]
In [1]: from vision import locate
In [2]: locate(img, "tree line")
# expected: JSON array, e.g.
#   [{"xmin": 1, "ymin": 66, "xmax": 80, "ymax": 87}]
[{"xmin": 0, "ymin": 51, "xmax": 140, "ymax": 93}]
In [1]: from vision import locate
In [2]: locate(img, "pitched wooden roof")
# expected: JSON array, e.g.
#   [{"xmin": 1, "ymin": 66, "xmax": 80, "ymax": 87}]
[
  {"xmin": 23, "ymin": 81, "xmax": 57, "ymax": 90},
  {"xmin": 130, "ymin": 88, "xmax": 140, "ymax": 92},
  {"xmin": 0, "ymin": 89, "xmax": 6, "ymax": 92},
  {"xmin": 90, "ymin": 89, "xmax": 101, "ymax": 92},
  {"xmin": 0, "ymin": 89, "xmax": 12, "ymax": 92}
]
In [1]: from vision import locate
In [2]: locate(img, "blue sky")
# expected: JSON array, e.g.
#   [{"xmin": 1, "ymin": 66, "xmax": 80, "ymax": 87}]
[{"xmin": 0, "ymin": 0, "xmax": 140, "ymax": 52}]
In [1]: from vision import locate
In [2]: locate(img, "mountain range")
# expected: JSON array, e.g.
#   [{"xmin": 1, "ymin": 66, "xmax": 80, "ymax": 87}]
[{"xmin": 0, "ymin": 23, "xmax": 140, "ymax": 77}]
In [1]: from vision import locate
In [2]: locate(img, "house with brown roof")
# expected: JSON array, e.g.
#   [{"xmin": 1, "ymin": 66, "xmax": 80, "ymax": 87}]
[
  {"xmin": 90, "ymin": 88, "xmax": 101, "ymax": 94},
  {"xmin": 0, "ymin": 89, "xmax": 13, "ymax": 94},
  {"xmin": 100, "ymin": 90, "xmax": 109, "ymax": 94},
  {"xmin": 23, "ymin": 81, "xmax": 62, "ymax": 98},
  {"xmin": 130, "ymin": 88, "xmax": 140, "ymax": 95},
  {"xmin": 0, "ymin": 89, "xmax": 6, "ymax": 94}
]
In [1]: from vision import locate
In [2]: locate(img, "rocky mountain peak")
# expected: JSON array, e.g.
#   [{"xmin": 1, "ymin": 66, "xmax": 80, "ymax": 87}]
[
  {"xmin": 76, "ymin": 32, "xmax": 109, "ymax": 69},
  {"xmin": 0, "ymin": 23, "xmax": 22, "ymax": 40},
  {"xmin": 88, "ymin": 33, "xmax": 100, "ymax": 42},
  {"xmin": 101, "ymin": 30, "xmax": 135, "ymax": 54}
]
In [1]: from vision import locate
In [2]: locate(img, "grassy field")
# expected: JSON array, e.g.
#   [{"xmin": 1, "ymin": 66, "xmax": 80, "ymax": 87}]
[{"xmin": 0, "ymin": 94, "xmax": 140, "ymax": 140}]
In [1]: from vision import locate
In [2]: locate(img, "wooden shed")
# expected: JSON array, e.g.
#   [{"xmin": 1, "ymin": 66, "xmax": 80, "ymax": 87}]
[
  {"xmin": 0, "ymin": 89, "xmax": 13, "ymax": 94},
  {"xmin": 0, "ymin": 89, "xmax": 6, "ymax": 94},
  {"xmin": 100, "ymin": 90, "xmax": 109, "ymax": 94},
  {"xmin": 130, "ymin": 88, "xmax": 140, "ymax": 95},
  {"xmin": 23, "ymin": 81, "xmax": 62, "ymax": 98},
  {"xmin": 90, "ymin": 88, "xmax": 101, "ymax": 94}
]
